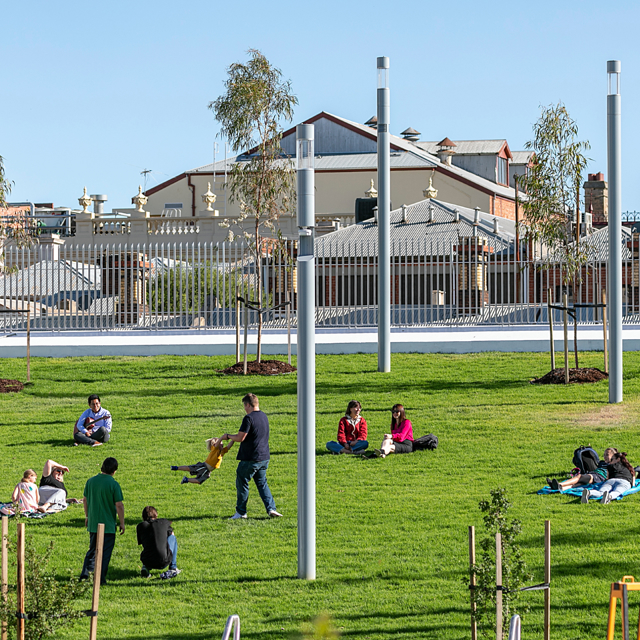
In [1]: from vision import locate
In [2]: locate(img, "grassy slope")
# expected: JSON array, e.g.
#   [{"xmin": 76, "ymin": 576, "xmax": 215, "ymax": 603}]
[{"xmin": 1, "ymin": 351, "xmax": 639, "ymax": 640}]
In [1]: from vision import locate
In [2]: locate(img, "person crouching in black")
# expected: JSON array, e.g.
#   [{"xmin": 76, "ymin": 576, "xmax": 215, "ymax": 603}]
[{"xmin": 136, "ymin": 506, "xmax": 181, "ymax": 580}]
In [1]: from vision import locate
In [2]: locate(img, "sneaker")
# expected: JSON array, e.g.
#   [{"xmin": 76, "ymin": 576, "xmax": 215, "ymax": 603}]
[
  {"xmin": 141, "ymin": 567, "xmax": 150, "ymax": 578},
  {"xmin": 601, "ymin": 490, "xmax": 611, "ymax": 505},
  {"xmin": 268, "ymin": 510, "xmax": 283, "ymax": 518},
  {"xmin": 581, "ymin": 488, "xmax": 590, "ymax": 503},
  {"xmin": 549, "ymin": 478, "xmax": 560, "ymax": 492},
  {"xmin": 229, "ymin": 512, "xmax": 247, "ymax": 520},
  {"xmin": 181, "ymin": 477, "xmax": 189, "ymax": 485},
  {"xmin": 160, "ymin": 568, "xmax": 181, "ymax": 580},
  {"xmin": 79, "ymin": 573, "xmax": 90, "ymax": 581},
  {"xmin": 91, "ymin": 441, "xmax": 103, "ymax": 447},
  {"xmin": 171, "ymin": 466, "xmax": 179, "ymax": 471}
]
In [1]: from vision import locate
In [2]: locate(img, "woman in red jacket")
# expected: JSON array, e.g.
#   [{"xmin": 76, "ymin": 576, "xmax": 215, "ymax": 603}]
[
  {"xmin": 375, "ymin": 404, "xmax": 414, "ymax": 458},
  {"xmin": 326, "ymin": 400, "xmax": 369, "ymax": 454}
]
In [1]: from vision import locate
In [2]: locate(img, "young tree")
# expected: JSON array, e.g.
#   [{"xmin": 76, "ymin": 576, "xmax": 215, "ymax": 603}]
[
  {"xmin": 0, "ymin": 154, "xmax": 36, "ymax": 274},
  {"xmin": 209, "ymin": 49, "xmax": 297, "ymax": 363},
  {"xmin": 521, "ymin": 103, "xmax": 590, "ymax": 369}
]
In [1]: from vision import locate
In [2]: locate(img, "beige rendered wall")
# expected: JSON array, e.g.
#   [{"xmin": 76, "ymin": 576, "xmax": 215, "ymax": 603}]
[
  {"xmin": 146, "ymin": 168, "xmax": 495, "ymax": 225},
  {"xmin": 314, "ymin": 169, "xmax": 492, "ymax": 217}
]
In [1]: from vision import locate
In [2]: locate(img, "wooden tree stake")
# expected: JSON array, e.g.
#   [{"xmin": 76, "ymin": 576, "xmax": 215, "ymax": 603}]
[
  {"xmin": 1, "ymin": 517, "xmax": 7, "ymax": 640},
  {"xmin": 26, "ymin": 305, "xmax": 31, "ymax": 382},
  {"xmin": 544, "ymin": 520, "xmax": 551, "ymax": 640},
  {"xmin": 469, "ymin": 526, "xmax": 477, "ymax": 640},
  {"xmin": 243, "ymin": 304, "xmax": 249, "ymax": 376},
  {"xmin": 286, "ymin": 290, "xmax": 291, "ymax": 366},
  {"xmin": 16, "ymin": 523, "xmax": 25, "ymax": 640},
  {"xmin": 602, "ymin": 288, "xmax": 609, "ymax": 374},
  {"xmin": 235, "ymin": 286, "xmax": 240, "ymax": 364},
  {"xmin": 563, "ymin": 294, "xmax": 569, "ymax": 384},
  {"xmin": 496, "ymin": 532, "xmax": 502, "ymax": 640},
  {"xmin": 547, "ymin": 288, "xmax": 555, "ymax": 370},
  {"xmin": 89, "ymin": 523, "xmax": 105, "ymax": 640}
]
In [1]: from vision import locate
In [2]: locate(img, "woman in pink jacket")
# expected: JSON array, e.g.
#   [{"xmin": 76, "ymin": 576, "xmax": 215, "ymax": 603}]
[
  {"xmin": 326, "ymin": 400, "xmax": 369, "ymax": 454},
  {"xmin": 375, "ymin": 404, "xmax": 414, "ymax": 458}
]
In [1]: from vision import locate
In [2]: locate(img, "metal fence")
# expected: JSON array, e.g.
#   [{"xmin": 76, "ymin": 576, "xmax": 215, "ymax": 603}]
[{"xmin": 0, "ymin": 237, "xmax": 637, "ymax": 332}]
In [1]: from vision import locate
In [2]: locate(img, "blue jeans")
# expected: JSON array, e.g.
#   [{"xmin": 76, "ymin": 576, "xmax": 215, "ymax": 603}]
[
  {"xmin": 590, "ymin": 478, "xmax": 631, "ymax": 500},
  {"xmin": 326, "ymin": 440, "xmax": 369, "ymax": 454},
  {"xmin": 81, "ymin": 532, "xmax": 116, "ymax": 585},
  {"xmin": 236, "ymin": 460, "xmax": 276, "ymax": 515},
  {"xmin": 167, "ymin": 534, "xmax": 178, "ymax": 569}
]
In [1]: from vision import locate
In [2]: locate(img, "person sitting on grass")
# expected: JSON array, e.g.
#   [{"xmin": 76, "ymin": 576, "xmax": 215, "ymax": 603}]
[
  {"xmin": 326, "ymin": 400, "xmax": 368, "ymax": 455},
  {"xmin": 74, "ymin": 394, "xmax": 112, "ymax": 447},
  {"xmin": 1, "ymin": 470, "xmax": 47, "ymax": 515},
  {"xmin": 375, "ymin": 404, "xmax": 414, "ymax": 458},
  {"xmin": 582, "ymin": 450, "xmax": 636, "ymax": 504},
  {"xmin": 547, "ymin": 447, "xmax": 616, "ymax": 492},
  {"xmin": 171, "ymin": 437, "xmax": 234, "ymax": 485},
  {"xmin": 136, "ymin": 506, "xmax": 181, "ymax": 580}
]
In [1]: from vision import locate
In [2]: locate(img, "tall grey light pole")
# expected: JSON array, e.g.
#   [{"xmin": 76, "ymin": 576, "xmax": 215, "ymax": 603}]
[
  {"xmin": 607, "ymin": 60, "xmax": 622, "ymax": 403},
  {"xmin": 377, "ymin": 56, "xmax": 391, "ymax": 373},
  {"xmin": 296, "ymin": 123, "xmax": 316, "ymax": 579}
]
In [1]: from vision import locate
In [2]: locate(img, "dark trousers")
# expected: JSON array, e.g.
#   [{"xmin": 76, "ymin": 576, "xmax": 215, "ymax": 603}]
[
  {"xmin": 74, "ymin": 427, "xmax": 110, "ymax": 446},
  {"xmin": 393, "ymin": 439, "xmax": 414, "ymax": 454},
  {"xmin": 81, "ymin": 531, "xmax": 116, "ymax": 584}
]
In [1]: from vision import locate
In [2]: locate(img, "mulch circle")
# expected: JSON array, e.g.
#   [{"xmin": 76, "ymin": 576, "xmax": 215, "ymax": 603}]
[
  {"xmin": 0, "ymin": 379, "xmax": 25, "ymax": 393},
  {"xmin": 531, "ymin": 367, "xmax": 608, "ymax": 385},
  {"xmin": 219, "ymin": 360, "xmax": 297, "ymax": 376}
]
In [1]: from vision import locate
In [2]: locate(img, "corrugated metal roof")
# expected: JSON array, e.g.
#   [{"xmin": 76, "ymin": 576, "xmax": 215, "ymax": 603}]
[
  {"xmin": 565, "ymin": 226, "xmax": 633, "ymax": 260},
  {"xmin": 0, "ymin": 260, "xmax": 97, "ymax": 298},
  {"xmin": 415, "ymin": 140, "xmax": 507, "ymax": 155},
  {"xmin": 511, "ymin": 151, "xmax": 534, "ymax": 165},
  {"xmin": 315, "ymin": 198, "xmax": 516, "ymax": 257},
  {"xmin": 186, "ymin": 112, "xmax": 519, "ymax": 200}
]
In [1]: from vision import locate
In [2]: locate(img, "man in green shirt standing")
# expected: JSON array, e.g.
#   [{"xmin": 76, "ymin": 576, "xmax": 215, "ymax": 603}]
[{"xmin": 80, "ymin": 457, "xmax": 124, "ymax": 585}]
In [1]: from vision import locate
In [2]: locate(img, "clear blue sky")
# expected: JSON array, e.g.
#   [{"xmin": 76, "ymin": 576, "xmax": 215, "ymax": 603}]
[{"xmin": 2, "ymin": 0, "xmax": 638, "ymax": 211}]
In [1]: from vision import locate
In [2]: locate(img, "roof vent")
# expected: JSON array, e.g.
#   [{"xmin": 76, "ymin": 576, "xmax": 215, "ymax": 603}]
[
  {"xmin": 90, "ymin": 194, "xmax": 107, "ymax": 215},
  {"xmin": 493, "ymin": 217, "xmax": 499, "ymax": 233},
  {"xmin": 427, "ymin": 203, "xmax": 433, "ymax": 223},
  {"xmin": 401, "ymin": 204, "xmax": 408, "ymax": 223},
  {"xmin": 436, "ymin": 137, "xmax": 457, "ymax": 165},
  {"xmin": 401, "ymin": 127, "xmax": 421, "ymax": 142},
  {"xmin": 474, "ymin": 207, "xmax": 481, "ymax": 225},
  {"xmin": 365, "ymin": 115, "xmax": 378, "ymax": 129},
  {"xmin": 453, "ymin": 208, "xmax": 460, "ymax": 222},
  {"xmin": 373, "ymin": 205, "xmax": 378, "ymax": 225}
]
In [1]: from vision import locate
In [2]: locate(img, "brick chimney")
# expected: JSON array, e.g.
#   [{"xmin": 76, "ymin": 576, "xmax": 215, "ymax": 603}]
[{"xmin": 583, "ymin": 172, "xmax": 608, "ymax": 227}]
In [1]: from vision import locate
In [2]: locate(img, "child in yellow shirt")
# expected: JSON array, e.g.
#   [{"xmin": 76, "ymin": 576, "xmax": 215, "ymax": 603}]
[{"xmin": 171, "ymin": 438, "xmax": 234, "ymax": 485}]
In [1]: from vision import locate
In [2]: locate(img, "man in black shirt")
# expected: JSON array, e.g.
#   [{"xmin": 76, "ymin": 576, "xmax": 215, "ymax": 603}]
[
  {"xmin": 219, "ymin": 393, "xmax": 282, "ymax": 520},
  {"xmin": 136, "ymin": 506, "xmax": 181, "ymax": 579}
]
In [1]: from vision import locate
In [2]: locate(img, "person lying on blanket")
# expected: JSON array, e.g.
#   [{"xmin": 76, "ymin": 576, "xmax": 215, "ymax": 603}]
[
  {"xmin": 38, "ymin": 459, "xmax": 82, "ymax": 512},
  {"xmin": 547, "ymin": 447, "xmax": 616, "ymax": 492},
  {"xmin": 581, "ymin": 450, "xmax": 636, "ymax": 504}
]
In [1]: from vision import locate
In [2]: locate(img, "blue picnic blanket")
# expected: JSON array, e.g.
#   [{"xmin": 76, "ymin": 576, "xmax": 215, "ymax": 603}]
[{"xmin": 538, "ymin": 482, "xmax": 640, "ymax": 501}]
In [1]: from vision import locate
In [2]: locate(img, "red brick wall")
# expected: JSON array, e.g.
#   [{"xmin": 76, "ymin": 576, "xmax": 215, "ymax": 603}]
[{"xmin": 492, "ymin": 196, "xmax": 516, "ymax": 221}]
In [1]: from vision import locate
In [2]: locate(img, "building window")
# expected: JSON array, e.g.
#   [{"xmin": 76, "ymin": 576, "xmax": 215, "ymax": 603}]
[
  {"xmin": 497, "ymin": 157, "xmax": 508, "ymax": 184},
  {"xmin": 497, "ymin": 157, "xmax": 508, "ymax": 185}
]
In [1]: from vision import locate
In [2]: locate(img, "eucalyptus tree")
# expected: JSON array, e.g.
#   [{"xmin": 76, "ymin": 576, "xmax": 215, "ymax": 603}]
[
  {"xmin": 521, "ymin": 102, "xmax": 590, "ymax": 275},
  {"xmin": 209, "ymin": 49, "xmax": 298, "ymax": 363},
  {"xmin": 0, "ymin": 155, "xmax": 35, "ymax": 273},
  {"xmin": 521, "ymin": 103, "xmax": 590, "ymax": 368}
]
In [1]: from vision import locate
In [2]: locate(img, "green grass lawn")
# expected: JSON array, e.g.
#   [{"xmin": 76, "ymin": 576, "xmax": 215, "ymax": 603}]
[{"xmin": 1, "ymin": 351, "xmax": 639, "ymax": 640}]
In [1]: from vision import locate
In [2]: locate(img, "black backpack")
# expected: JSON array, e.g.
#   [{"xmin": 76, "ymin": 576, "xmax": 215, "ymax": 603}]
[
  {"xmin": 573, "ymin": 446, "xmax": 599, "ymax": 473},
  {"xmin": 412, "ymin": 434, "xmax": 438, "ymax": 451}
]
